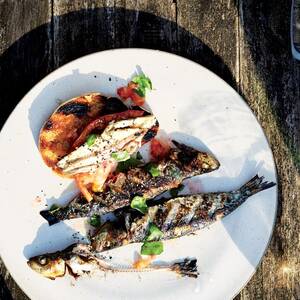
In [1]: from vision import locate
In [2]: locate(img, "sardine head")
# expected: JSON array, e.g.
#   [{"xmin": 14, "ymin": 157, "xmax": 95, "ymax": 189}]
[
  {"xmin": 171, "ymin": 140, "xmax": 220, "ymax": 175},
  {"xmin": 27, "ymin": 254, "xmax": 66, "ymax": 280}
]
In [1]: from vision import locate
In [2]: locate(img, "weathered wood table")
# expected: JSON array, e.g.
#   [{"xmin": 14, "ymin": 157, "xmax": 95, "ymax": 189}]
[{"xmin": 0, "ymin": 1, "xmax": 299, "ymax": 299}]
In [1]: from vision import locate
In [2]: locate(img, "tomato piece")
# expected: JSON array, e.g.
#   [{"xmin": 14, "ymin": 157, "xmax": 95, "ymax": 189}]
[
  {"xmin": 71, "ymin": 110, "xmax": 145, "ymax": 149},
  {"xmin": 150, "ymin": 139, "xmax": 170, "ymax": 161},
  {"xmin": 117, "ymin": 86, "xmax": 132, "ymax": 99},
  {"xmin": 74, "ymin": 173, "xmax": 94, "ymax": 202},
  {"xmin": 118, "ymin": 82, "xmax": 145, "ymax": 106},
  {"xmin": 131, "ymin": 92, "xmax": 145, "ymax": 106}
]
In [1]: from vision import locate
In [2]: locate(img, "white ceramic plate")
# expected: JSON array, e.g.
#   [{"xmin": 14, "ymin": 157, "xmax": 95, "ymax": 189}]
[{"xmin": 0, "ymin": 49, "xmax": 277, "ymax": 300}]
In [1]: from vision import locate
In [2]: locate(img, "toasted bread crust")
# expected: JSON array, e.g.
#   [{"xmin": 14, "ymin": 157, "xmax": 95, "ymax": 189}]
[{"xmin": 39, "ymin": 93, "xmax": 105, "ymax": 174}]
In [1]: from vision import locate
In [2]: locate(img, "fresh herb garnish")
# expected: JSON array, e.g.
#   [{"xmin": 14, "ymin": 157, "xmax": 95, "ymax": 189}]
[
  {"xmin": 49, "ymin": 204, "xmax": 60, "ymax": 213},
  {"xmin": 141, "ymin": 241, "xmax": 164, "ymax": 255},
  {"xmin": 131, "ymin": 196, "xmax": 148, "ymax": 214},
  {"xmin": 116, "ymin": 156, "xmax": 143, "ymax": 172},
  {"xmin": 145, "ymin": 223, "xmax": 163, "ymax": 241},
  {"xmin": 111, "ymin": 151, "xmax": 130, "ymax": 162},
  {"xmin": 134, "ymin": 88, "xmax": 146, "ymax": 97},
  {"xmin": 89, "ymin": 214, "xmax": 101, "ymax": 227},
  {"xmin": 86, "ymin": 133, "xmax": 97, "ymax": 146},
  {"xmin": 132, "ymin": 74, "xmax": 152, "ymax": 98},
  {"xmin": 145, "ymin": 162, "xmax": 160, "ymax": 177},
  {"xmin": 169, "ymin": 184, "xmax": 185, "ymax": 198}
]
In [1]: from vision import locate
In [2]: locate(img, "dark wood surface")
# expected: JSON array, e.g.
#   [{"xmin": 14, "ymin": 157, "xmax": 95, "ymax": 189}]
[{"xmin": 0, "ymin": 0, "xmax": 299, "ymax": 299}]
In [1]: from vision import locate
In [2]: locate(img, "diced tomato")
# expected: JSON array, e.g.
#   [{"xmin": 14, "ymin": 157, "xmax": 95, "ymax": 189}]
[
  {"xmin": 117, "ymin": 82, "xmax": 145, "ymax": 106},
  {"xmin": 150, "ymin": 138, "xmax": 170, "ymax": 161},
  {"xmin": 74, "ymin": 173, "xmax": 94, "ymax": 202},
  {"xmin": 74, "ymin": 161, "xmax": 117, "ymax": 201},
  {"xmin": 71, "ymin": 110, "xmax": 145, "ymax": 149},
  {"xmin": 117, "ymin": 86, "xmax": 132, "ymax": 99},
  {"xmin": 131, "ymin": 92, "xmax": 145, "ymax": 106},
  {"xmin": 133, "ymin": 255, "xmax": 156, "ymax": 269}
]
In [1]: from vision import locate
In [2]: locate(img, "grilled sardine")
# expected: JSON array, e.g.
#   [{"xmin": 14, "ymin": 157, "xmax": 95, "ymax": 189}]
[
  {"xmin": 27, "ymin": 243, "xmax": 198, "ymax": 280},
  {"xmin": 41, "ymin": 141, "xmax": 220, "ymax": 225},
  {"xmin": 90, "ymin": 175, "xmax": 275, "ymax": 252}
]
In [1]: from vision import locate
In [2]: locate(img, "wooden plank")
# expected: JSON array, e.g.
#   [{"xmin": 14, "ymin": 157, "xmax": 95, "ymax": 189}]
[
  {"xmin": 176, "ymin": 0, "xmax": 239, "ymax": 88},
  {"xmin": 0, "ymin": 0, "xmax": 53, "ymax": 128},
  {"xmin": 237, "ymin": 0, "xmax": 300, "ymax": 299},
  {"xmin": 52, "ymin": 0, "xmax": 177, "ymax": 66},
  {"xmin": 0, "ymin": 0, "xmax": 52, "ymax": 298}
]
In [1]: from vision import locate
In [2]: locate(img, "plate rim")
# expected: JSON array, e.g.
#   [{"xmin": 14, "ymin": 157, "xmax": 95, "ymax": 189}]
[{"xmin": 0, "ymin": 48, "xmax": 278, "ymax": 299}]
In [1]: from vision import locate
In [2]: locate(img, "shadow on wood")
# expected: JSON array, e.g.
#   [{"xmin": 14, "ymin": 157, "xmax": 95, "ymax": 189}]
[{"xmin": 0, "ymin": 7, "xmax": 237, "ymax": 129}]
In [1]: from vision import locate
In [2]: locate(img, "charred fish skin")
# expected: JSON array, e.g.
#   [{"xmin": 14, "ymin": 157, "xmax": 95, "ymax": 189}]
[
  {"xmin": 90, "ymin": 175, "xmax": 275, "ymax": 252},
  {"xmin": 41, "ymin": 142, "xmax": 220, "ymax": 225},
  {"xmin": 27, "ymin": 243, "xmax": 198, "ymax": 279}
]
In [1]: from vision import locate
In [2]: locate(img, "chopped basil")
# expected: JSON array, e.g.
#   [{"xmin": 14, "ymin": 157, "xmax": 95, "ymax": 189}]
[
  {"xmin": 169, "ymin": 184, "xmax": 185, "ymax": 198},
  {"xmin": 131, "ymin": 196, "xmax": 148, "ymax": 214},
  {"xmin": 49, "ymin": 204, "xmax": 60, "ymax": 213},
  {"xmin": 111, "ymin": 151, "xmax": 130, "ymax": 162},
  {"xmin": 134, "ymin": 88, "xmax": 146, "ymax": 97},
  {"xmin": 89, "ymin": 214, "xmax": 101, "ymax": 227},
  {"xmin": 141, "ymin": 241, "xmax": 163, "ymax": 255},
  {"xmin": 146, "ymin": 223, "xmax": 163, "ymax": 241},
  {"xmin": 145, "ymin": 162, "xmax": 160, "ymax": 177},
  {"xmin": 132, "ymin": 74, "xmax": 152, "ymax": 98},
  {"xmin": 132, "ymin": 75, "xmax": 152, "ymax": 90},
  {"xmin": 116, "ymin": 156, "xmax": 143, "ymax": 172},
  {"xmin": 86, "ymin": 134, "xmax": 97, "ymax": 146}
]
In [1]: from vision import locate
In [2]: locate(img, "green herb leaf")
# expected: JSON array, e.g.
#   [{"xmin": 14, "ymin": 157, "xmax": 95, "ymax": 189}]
[
  {"xmin": 49, "ymin": 204, "xmax": 60, "ymax": 213},
  {"xmin": 116, "ymin": 156, "xmax": 143, "ymax": 172},
  {"xmin": 86, "ymin": 134, "xmax": 97, "ymax": 146},
  {"xmin": 169, "ymin": 184, "xmax": 185, "ymax": 198},
  {"xmin": 141, "ymin": 241, "xmax": 164, "ymax": 255},
  {"xmin": 145, "ymin": 163, "xmax": 160, "ymax": 177},
  {"xmin": 131, "ymin": 196, "xmax": 148, "ymax": 214},
  {"xmin": 132, "ymin": 75, "xmax": 152, "ymax": 90},
  {"xmin": 134, "ymin": 88, "xmax": 146, "ymax": 97},
  {"xmin": 89, "ymin": 214, "xmax": 101, "ymax": 227},
  {"xmin": 146, "ymin": 223, "xmax": 163, "ymax": 241},
  {"xmin": 111, "ymin": 151, "xmax": 130, "ymax": 162}
]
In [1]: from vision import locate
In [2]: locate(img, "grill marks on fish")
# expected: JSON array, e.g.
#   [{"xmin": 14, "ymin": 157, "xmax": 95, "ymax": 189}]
[
  {"xmin": 89, "ymin": 175, "xmax": 275, "ymax": 253},
  {"xmin": 41, "ymin": 143, "xmax": 220, "ymax": 225},
  {"xmin": 56, "ymin": 115, "xmax": 158, "ymax": 176}
]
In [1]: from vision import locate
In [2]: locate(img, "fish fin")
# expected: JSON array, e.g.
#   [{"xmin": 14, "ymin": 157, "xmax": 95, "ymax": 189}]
[
  {"xmin": 239, "ymin": 174, "xmax": 276, "ymax": 197},
  {"xmin": 40, "ymin": 210, "xmax": 60, "ymax": 226},
  {"xmin": 171, "ymin": 258, "xmax": 198, "ymax": 278}
]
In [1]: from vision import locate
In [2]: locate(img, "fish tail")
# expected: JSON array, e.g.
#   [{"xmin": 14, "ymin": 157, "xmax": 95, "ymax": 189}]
[
  {"xmin": 170, "ymin": 258, "xmax": 198, "ymax": 278},
  {"xmin": 239, "ymin": 174, "xmax": 276, "ymax": 197},
  {"xmin": 40, "ymin": 210, "xmax": 60, "ymax": 226}
]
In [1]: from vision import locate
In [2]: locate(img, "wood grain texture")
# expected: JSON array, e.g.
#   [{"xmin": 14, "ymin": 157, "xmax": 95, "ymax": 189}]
[
  {"xmin": 236, "ymin": 0, "xmax": 300, "ymax": 299},
  {"xmin": 0, "ymin": 0, "xmax": 299, "ymax": 299}
]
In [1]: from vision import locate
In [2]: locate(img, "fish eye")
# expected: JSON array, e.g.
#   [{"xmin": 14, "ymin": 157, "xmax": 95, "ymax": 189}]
[{"xmin": 38, "ymin": 256, "xmax": 48, "ymax": 266}]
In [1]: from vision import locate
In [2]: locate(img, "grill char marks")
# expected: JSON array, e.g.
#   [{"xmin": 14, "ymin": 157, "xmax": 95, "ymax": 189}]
[
  {"xmin": 41, "ymin": 142, "xmax": 220, "ymax": 224},
  {"xmin": 57, "ymin": 102, "xmax": 89, "ymax": 117},
  {"xmin": 102, "ymin": 97, "xmax": 128, "ymax": 114}
]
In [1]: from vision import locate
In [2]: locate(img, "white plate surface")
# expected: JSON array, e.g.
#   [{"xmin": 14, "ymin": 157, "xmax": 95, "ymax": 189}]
[{"xmin": 0, "ymin": 49, "xmax": 277, "ymax": 300}]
